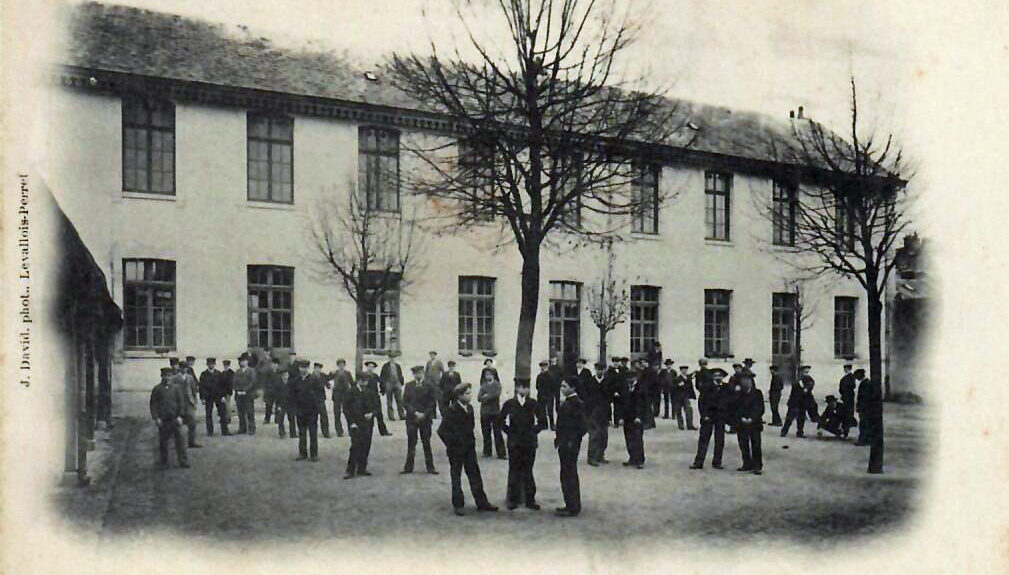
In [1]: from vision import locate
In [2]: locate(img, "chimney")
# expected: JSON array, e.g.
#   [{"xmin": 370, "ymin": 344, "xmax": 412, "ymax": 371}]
[
  {"xmin": 789, "ymin": 110, "xmax": 795, "ymax": 119},
  {"xmin": 797, "ymin": 106, "xmax": 805, "ymax": 119}
]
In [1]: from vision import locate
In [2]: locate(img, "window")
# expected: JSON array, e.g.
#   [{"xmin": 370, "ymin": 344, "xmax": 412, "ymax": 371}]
[
  {"xmin": 704, "ymin": 289, "xmax": 731, "ymax": 357},
  {"xmin": 835, "ymin": 193, "xmax": 856, "ymax": 251},
  {"xmin": 247, "ymin": 113, "xmax": 294, "ymax": 203},
  {"xmin": 359, "ymin": 127, "xmax": 400, "ymax": 212},
  {"xmin": 122, "ymin": 98, "xmax": 175, "ymax": 194},
  {"xmin": 123, "ymin": 259, "xmax": 176, "ymax": 350},
  {"xmin": 834, "ymin": 296, "xmax": 857, "ymax": 357},
  {"xmin": 458, "ymin": 140, "xmax": 496, "ymax": 221},
  {"xmin": 705, "ymin": 171, "xmax": 731, "ymax": 240},
  {"xmin": 772, "ymin": 181, "xmax": 797, "ymax": 246},
  {"xmin": 549, "ymin": 281, "xmax": 582, "ymax": 365},
  {"xmin": 771, "ymin": 292, "xmax": 797, "ymax": 357},
  {"xmin": 364, "ymin": 289, "xmax": 400, "ymax": 353},
  {"xmin": 459, "ymin": 277, "xmax": 495, "ymax": 353},
  {"xmin": 630, "ymin": 286, "xmax": 660, "ymax": 356},
  {"xmin": 248, "ymin": 266, "xmax": 294, "ymax": 350},
  {"xmin": 631, "ymin": 165, "xmax": 659, "ymax": 234}
]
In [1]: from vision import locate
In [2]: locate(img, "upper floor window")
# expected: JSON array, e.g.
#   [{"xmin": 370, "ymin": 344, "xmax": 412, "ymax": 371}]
[
  {"xmin": 359, "ymin": 127, "xmax": 400, "ymax": 212},
  {"xmin": 122, "ymin": 98, "xmax": 175, "ymax": 194},
  {"xmin": 834, "ymin": 296, "xmax": 857, "ymax": 357},
  {"xmin": 772, "ymin": 181, "xmax": 797, "ymax": 246},
  {"xmin": 123, "ymin": 259, "xmax": 176, "ymax": 350},
  {"xmin": 705, "ymin": 171, "xmax": 731, "ymax": 240},
  {"xmin": 248, "ymin": 265, "xmax": 294, "ymax": 350},
  {"xmin": 458, "ymin": 140, "xmax": 496, "ymax": 221},
  {"xmin": 247, "ymin": 113, "xmax": 294, "ymax": 203},
  {"xmin": 835, "ymin": 193, "xmax": 856, "ymax": 252},
  {"xmin": 631, "ymin": 165, "xmax": 659, "ymax": 234}
]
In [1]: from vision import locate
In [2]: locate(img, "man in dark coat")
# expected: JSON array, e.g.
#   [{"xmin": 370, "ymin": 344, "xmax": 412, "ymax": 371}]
[
  {"xmin": 546, "ymin": 356, "xmax": 563, "ymax": 429},
  {"xmin": 360, "ymin": 361, "xmax": 392, "ymax": 436},
  {"xmin": 478, "ymin": 367, "xmax": 506, "ymax": 459},
  {"xmin": 198, "ymin": 358, "xmax": 228, "ymax": 436},
  {"xmin": 817, "ymin": 395, "xmax": 849, "ymax": 438},
  {"xmin": 343, "ymin": 365, "xmax": 381, "ymax": 479},
  {"xmin": 585, "ymin": 361, "xmax": 610, "ymax": 466},
  {"xmin": 781, "ymin": 369, "xmax": 815, "ymax": 438},
  {"xmin": 604, "ymin": 357, "xmax": 622, "ymax": 427},
  {"xmin": 233, "ymin": 356, "xmax": 258, "ymax": 435},
  {"xmin": 401, "ymin": 365, "xmax": 438, "ymax": 474},
  {"xmin": 690, "ymin": 361, "xmax": 726, "ymax": 470},
  {"xmin": 555, "ymin": 379, "xmax": 587, "ymax": 517},
  {"xmin": 381, "ymin": 352, "xmax": 407, "ymax": 421},
  {"xmin": 291, "ymin": 361, "xmax": 325, "ymax": 461},
  {"xmin": 150, "ymin": 368, "xmax": 189, "ymax": 469},
  {"xmin": 639, "ymin": 359, "xmax": 660, "ymax": 429},
  {"xmin": 330, "ymin": 359, "xmax": 354, "ymax": 437},
  {"xmin": 573, "ymin": 358, "xmax": 593, "ymax": 399},
  {"xmin": 263, "ymin": 359, "xmax": 292, "ymax": 438},
  {"xmin": 659, "ymin": 359, "xmax": 675, "ymax": 419},
  {"xmin": 799, "ymin": 366, "xmax": 819, "ymax": 421},
  {"xmin": 734, "ymin": 372, "xmax": 764, "ymax": 474},
  {"xmin": 619, "ymin": 370, "xmax": 649, "ymax": 469},
  {"xmin": 838, "ymin": 364, "xmax": 858, "ymax": 434},
  {"xmin": 437, "ymin": 383, "xmax": 499, "ymax": 516},
  {"xmin": 855, "ymin": 369, "xmax": 885, "ymax": 473},
  {"xmin": 535, "ymin": 361, "xmax": 556, "ymax": 430},
  {"xmin": 424, "ymin": 351, "xmax": 445, "ymax": 416},
  {"xmin": 175, "ymin": 359, "xmax": 202, "ymax": 448},
  {"xmin": 767, "ymin": 365, "xmax": 785, "ymax": 426},
  {"xmin": 310, "ymin": 362, "xmax": 332, "ymax": 438},
  {"xmin": 275, "ymin": 370, "xmax": 298, "ymax": 439},
  {"xmin": 499, "ymin": 378, "xmax": 543, "ymax": 510},
  {"xmin": 670, "ymin": 365, "xmax": 695, "ymax": 430}
]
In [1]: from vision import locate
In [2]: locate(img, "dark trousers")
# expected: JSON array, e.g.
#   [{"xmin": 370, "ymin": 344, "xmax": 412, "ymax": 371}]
[
  {"xmin": 386, "ymin": 386, "xmax": 406, "ymax": 421},
  {"xmin": 318, "ymin": 400, "xmax": 330, "ymax": 436},
  {"xmin": 541, "ymin": 392, "xmax": 557, "ymax": 429},
  {"xmin": 235, "ymin": 393, "xmax": 256, "ymax": 434},
  {"xmin": 375, "ymin": 408, "xmax": 390, "ymax": 435},
  {"xmin": 611, "ymin": 400, "xmax": 619, "ymax": 426},
  {"xmin": 694, "ymin": 416, "xmax": 725, "ymax": 466},
  {"xmin": 405, "ymin": 420, "xmax": 435, "ymax": 472},
  {"xmin": 651, "ymin": 393, "xmax": 662, "ymax": 418},
  {"xmin": 481, "ymin": 413, "xmax": 506, "ymax": 457},
  {"xmin": 782, "ymin": 406, "xmax": 806, "ymax": 436},
  {"xmin": 865, "ymin": 415, "xmax": 885, "ymax": 473},
  {"xmin": 297, "ymin": 412, "xmax": 319, "ymax": 458},
  {"xmin": 661, "ymin": 387, "xmax": 672, "ymax": 418},
  {"xmin": 264, "ymin": 393, "xmax": 275, "ymax": 423},
  {"xmin": 181, "ymin": 411, "xmax": 198, "ymax": 446},
  {"xmin": 587, "ymin": 405, "xmax": 609, "ymax": 463},
  {"xmin": 769, "ymin": 391, "xmax": 783, "ymax": 425},
  {"xmin": 558, "ymin": 440, "xmax": 582, "ymax": 513},
  {"xmin": 157, "ymin": 418, "xmax": 188, "ymax": 465},
  {"xmin": 332, "ymin": 397, "xmax": 345, "ymax": 436},
  {"xmin": 346, "ymin": 420, "xmax": 374, "ymax": 476},
  {"xmin": 737, "ymin": 425, "xmax": 763, "ymax": 470},
  {"xmin": 449, "ymin": 449, "xmax": 491, "ymax": 509},
  {"xmin": 623, "ymin": 419, "xmax": 645, "ymax": 465},
  {"xmin": 204, "ymin": 397, "xmax": 228, "ymax": 435},
  {"xmin": 675, "ymin": 398, "xmax": 696, "ymax": 429},
  {"xmin": 277, "ymin": 400, "xmax": 297, "ymax": 437},
  {"xmin": 506, "ymin": 443, "xmax": 537, "ymax": 506}
]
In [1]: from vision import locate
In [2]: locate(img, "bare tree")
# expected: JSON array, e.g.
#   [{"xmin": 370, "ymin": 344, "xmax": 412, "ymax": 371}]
[
  {"xmin": 758, "ymin": 78, "xmax": 911, "ymax": 388},
  {"xmin": 389, "ymin": 0, "xmax": 691, "ymax": 385},
  {"xmin": 587, "ymin": 238, "xmax": 628, "ymax": 364},
  {"xmin": 782, "ymin": 276, "xmax": 821, "ymax": 384},
  {"xmin": 309, "ymin": 188, "xmax": 426, "ymax": 372}
]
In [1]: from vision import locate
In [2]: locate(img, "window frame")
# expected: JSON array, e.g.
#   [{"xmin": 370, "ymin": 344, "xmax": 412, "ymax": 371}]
[
  {"xmin": 458, "ymin": 276, "xmax": 496, "ymax": 354},
  {"xmin": 704, "ymin": 289, "xmax": 732, "ymax": 357},
  {"xmin": 705, "ymin": 171, "xmax": 732, "ymax": 241},
  {"xmin": 631, "ymin": 165, "xmax": 660, "ymax": 235},
  {"xmin": 629, "ymin": 285, "xmax": 660, "ymax": 356},
  {"xmin": 247, "ymin": 265, "xmax": 295, "ymax": 351},
  {"xmin": 122, "ymin": 258, "xmax": 177, "ymax": 351},
  {"xmin": 246, "ymin": 112, "xmax": 295, "ymax": 204},
  {"xmin": 834, "ymin": 296, "xmax": 857, "ymax": 358},
  {"xmin": 772, "ymin": 180, "xmax": 797, "ymax": 246},
  {"xmin": 363, "ymin": 287, "xmax": 400, "ymax": 354},
  {"xmin": 359, "ymin": 126, "xmax": 401, "ymax": 213},
  {"xmin": 122, "ymin": 97, "xmax": 176, "ymax": 195},
  {"xmin": 771, "ymin": 292, "xmax": 797, "ymax": 356}
]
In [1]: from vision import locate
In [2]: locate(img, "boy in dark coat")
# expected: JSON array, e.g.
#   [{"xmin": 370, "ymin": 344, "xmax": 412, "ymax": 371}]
[
  {"xmin": 817, "ymin": 395, "xmax": 849, "ymax": 438},
  {"xmin": 585, "ymin": 362, "xmax": 610, "ymax": 466},
  {"xmin": 478, "ymin": 368, "xmax": 506, "ymax": 459},
  {"xmin": 343, "ymin": 363, "xmax": 381, "ymax": 479},
  {"xmin": 437, "ymin": 383, "xmax": 499, "ymax": 516},
  {"xmin": 499, "ymin": 379, "xmax": 543, "ymax": 510},
  {"xmin": 150, "ymin": 367, "xmax": 189, "ymax": 469},
  {"xmin": 198, "ymin": 358, "xmax": 228, "ymax": 436},
  {"xmin": 555, "ymin": 379, "xmax": 587, "ymax": 517},
  {"xmin": 291, "ymin": 361, "xmax": 325, "ymax": 461},
  {"xmin": 401, "ymin": 365, "xmax": 439, "ymax": 474},
  {"xmin": 690, "ymin": 363, "xmax": 727, "ymax": 470},
  {"xmin": 734, "ymin": 372, "xmax": 764, "ymax": 474},
  {"xmin": 619, "ymin": 371, "xmax": 649, "ymax": 469}
]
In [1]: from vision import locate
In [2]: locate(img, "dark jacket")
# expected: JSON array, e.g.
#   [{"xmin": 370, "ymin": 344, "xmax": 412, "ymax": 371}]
[
  {"xmin": 672, "ymin": 373, "xmax": 694, "ymax": 400},
  {"xmin": 582, "ymin": 373, "xmax": 608, "ymax": 410},
  {"xmin": 263, "ymin": 371, "xmax": 286, "ymax": 401},
  {"xmin": 547, "ymin": 364, "xmax": 563, "ymax": 392},
  {"xmin": 437, "ymin": 401, "xmax": 477, "ymax": 459},
  {"xmin": 198, "ymin": 368, "xmax": 222, "ymax": 401},
  {"xmin": 402, "ymin": 380, "xmax": 437, "ymax": 425},
  {"xmin": 769, "ymin": 374, "xmax": 785, "ymax": 394},
  {"xmin": 220, "ymin": 368, "xmax": 235, "ymax": 396},
  {"xmin": 500, "ymin": 397, "xmax": 543, "ymax": 447},
  {"xmin": 839, "ymin": 373, "xmax": 857, "ymax": 401},
  {"xmin": 441, "ymin": 371, "xmax": 462, "ymax": 398},
  {"xmin": 856, "ymin": 378, "xmax": 883, "ymax": 418},
  {"xmin": 150, "ymin": 380, "xmax": 185, "ymax": 420},
  {"xmin": 555, "ymin": 395, "xmax": 588, "ymax": 449},
  {"xmin": 575, "ymin": 367, "xmax": 593, "ymax": 398},
  {"xmin": 619, "ymin": 379, "xmax": 650, "ymax": 423},
  {"xmin": 786, "ymin": 381, "xmax": 808, "ymax": 409},
  {"xmin": 380, "ymin": 361, "xmax": 405, "ymax": 394},
  {"xmin": 477, "ymin": 378, "xmax": 502, "ymax": 416},
  {"xmin": 233, "ymin": 366, "xmax": 257, "ymax": 393},
  {"xmin": 290, "ymin": 373, "xmax": 325, "ymax": 414},
  {"xmin": 331, "ymin": 369, "xmax": 354, "ymax": 400},
  {"xmin": 343, "ymin": 382, "xmax": 380, "ymax": 428},
  {"xmin": 535, "ymin": 371, "xmax": 553, "ymax": 398},
  {"xmin": 697, "ymin": 380, "xmax": 729, "ymax": 420},
  {"xmin": 734, "ymin": 388, "xmax": 765, "ymax": 430}
]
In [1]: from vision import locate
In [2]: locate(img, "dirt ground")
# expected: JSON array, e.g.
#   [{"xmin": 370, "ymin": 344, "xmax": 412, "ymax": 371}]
[{"xmin": 57, "ymin": 396, "xmax": 931, "ymax": 551}]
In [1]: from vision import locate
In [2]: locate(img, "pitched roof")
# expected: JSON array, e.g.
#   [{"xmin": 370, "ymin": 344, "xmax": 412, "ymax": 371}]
[{"xmin": 64, "ymin": 1, "xmax": 806, "ymax": 164}]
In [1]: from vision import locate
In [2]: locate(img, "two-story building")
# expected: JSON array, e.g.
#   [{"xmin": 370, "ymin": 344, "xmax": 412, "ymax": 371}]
[{"xmin": 47, "ymin": 2, "xmax": 871, "ymax": 403}]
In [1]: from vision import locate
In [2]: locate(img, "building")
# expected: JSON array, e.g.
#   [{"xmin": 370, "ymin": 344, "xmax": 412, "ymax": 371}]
[{"xmin": 47, "ymin": 2, "xmax": 873, "ymax": 402}]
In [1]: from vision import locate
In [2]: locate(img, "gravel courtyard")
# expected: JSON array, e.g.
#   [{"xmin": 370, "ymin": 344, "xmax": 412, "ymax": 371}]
[{"xmin": 59, "ymin": 396, "xmax": 930, "ymax": 550}]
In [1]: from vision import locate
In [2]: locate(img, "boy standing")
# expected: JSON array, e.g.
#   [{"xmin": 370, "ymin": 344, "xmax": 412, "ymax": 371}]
[
  {"xmin": 499, "ymin": 379, "xmax": 543, "ymax": 510},
  {"xmin": 437, "ymin": 383, "xmax": 499, "ymax": 516}
]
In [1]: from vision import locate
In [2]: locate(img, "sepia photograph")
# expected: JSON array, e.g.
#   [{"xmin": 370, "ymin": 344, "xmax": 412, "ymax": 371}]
[{"xmin": 1, "ymin": 0, "xmax": 1007, "ymax": 573}]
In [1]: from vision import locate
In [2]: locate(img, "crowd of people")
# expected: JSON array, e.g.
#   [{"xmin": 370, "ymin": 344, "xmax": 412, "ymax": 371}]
[{"xmin": 148, "ymin": 346, "xmax": 886, "ymax": 517}]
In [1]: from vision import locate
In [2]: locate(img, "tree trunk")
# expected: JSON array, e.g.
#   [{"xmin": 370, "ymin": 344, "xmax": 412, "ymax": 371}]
[
  {"xmin": 598, "ymin": 326, "xmax": 608, "ymax": 365},
  {"xmin": 867, "ymin": 294, "xmax": 884, "ymax": 392},
  {"xmin": 514, "ymin": 249, "xmax": 542, "ymax": 390},
  {"xmin": 355, "ymin": 301, "xmax": 368, "ymax": 376}
]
